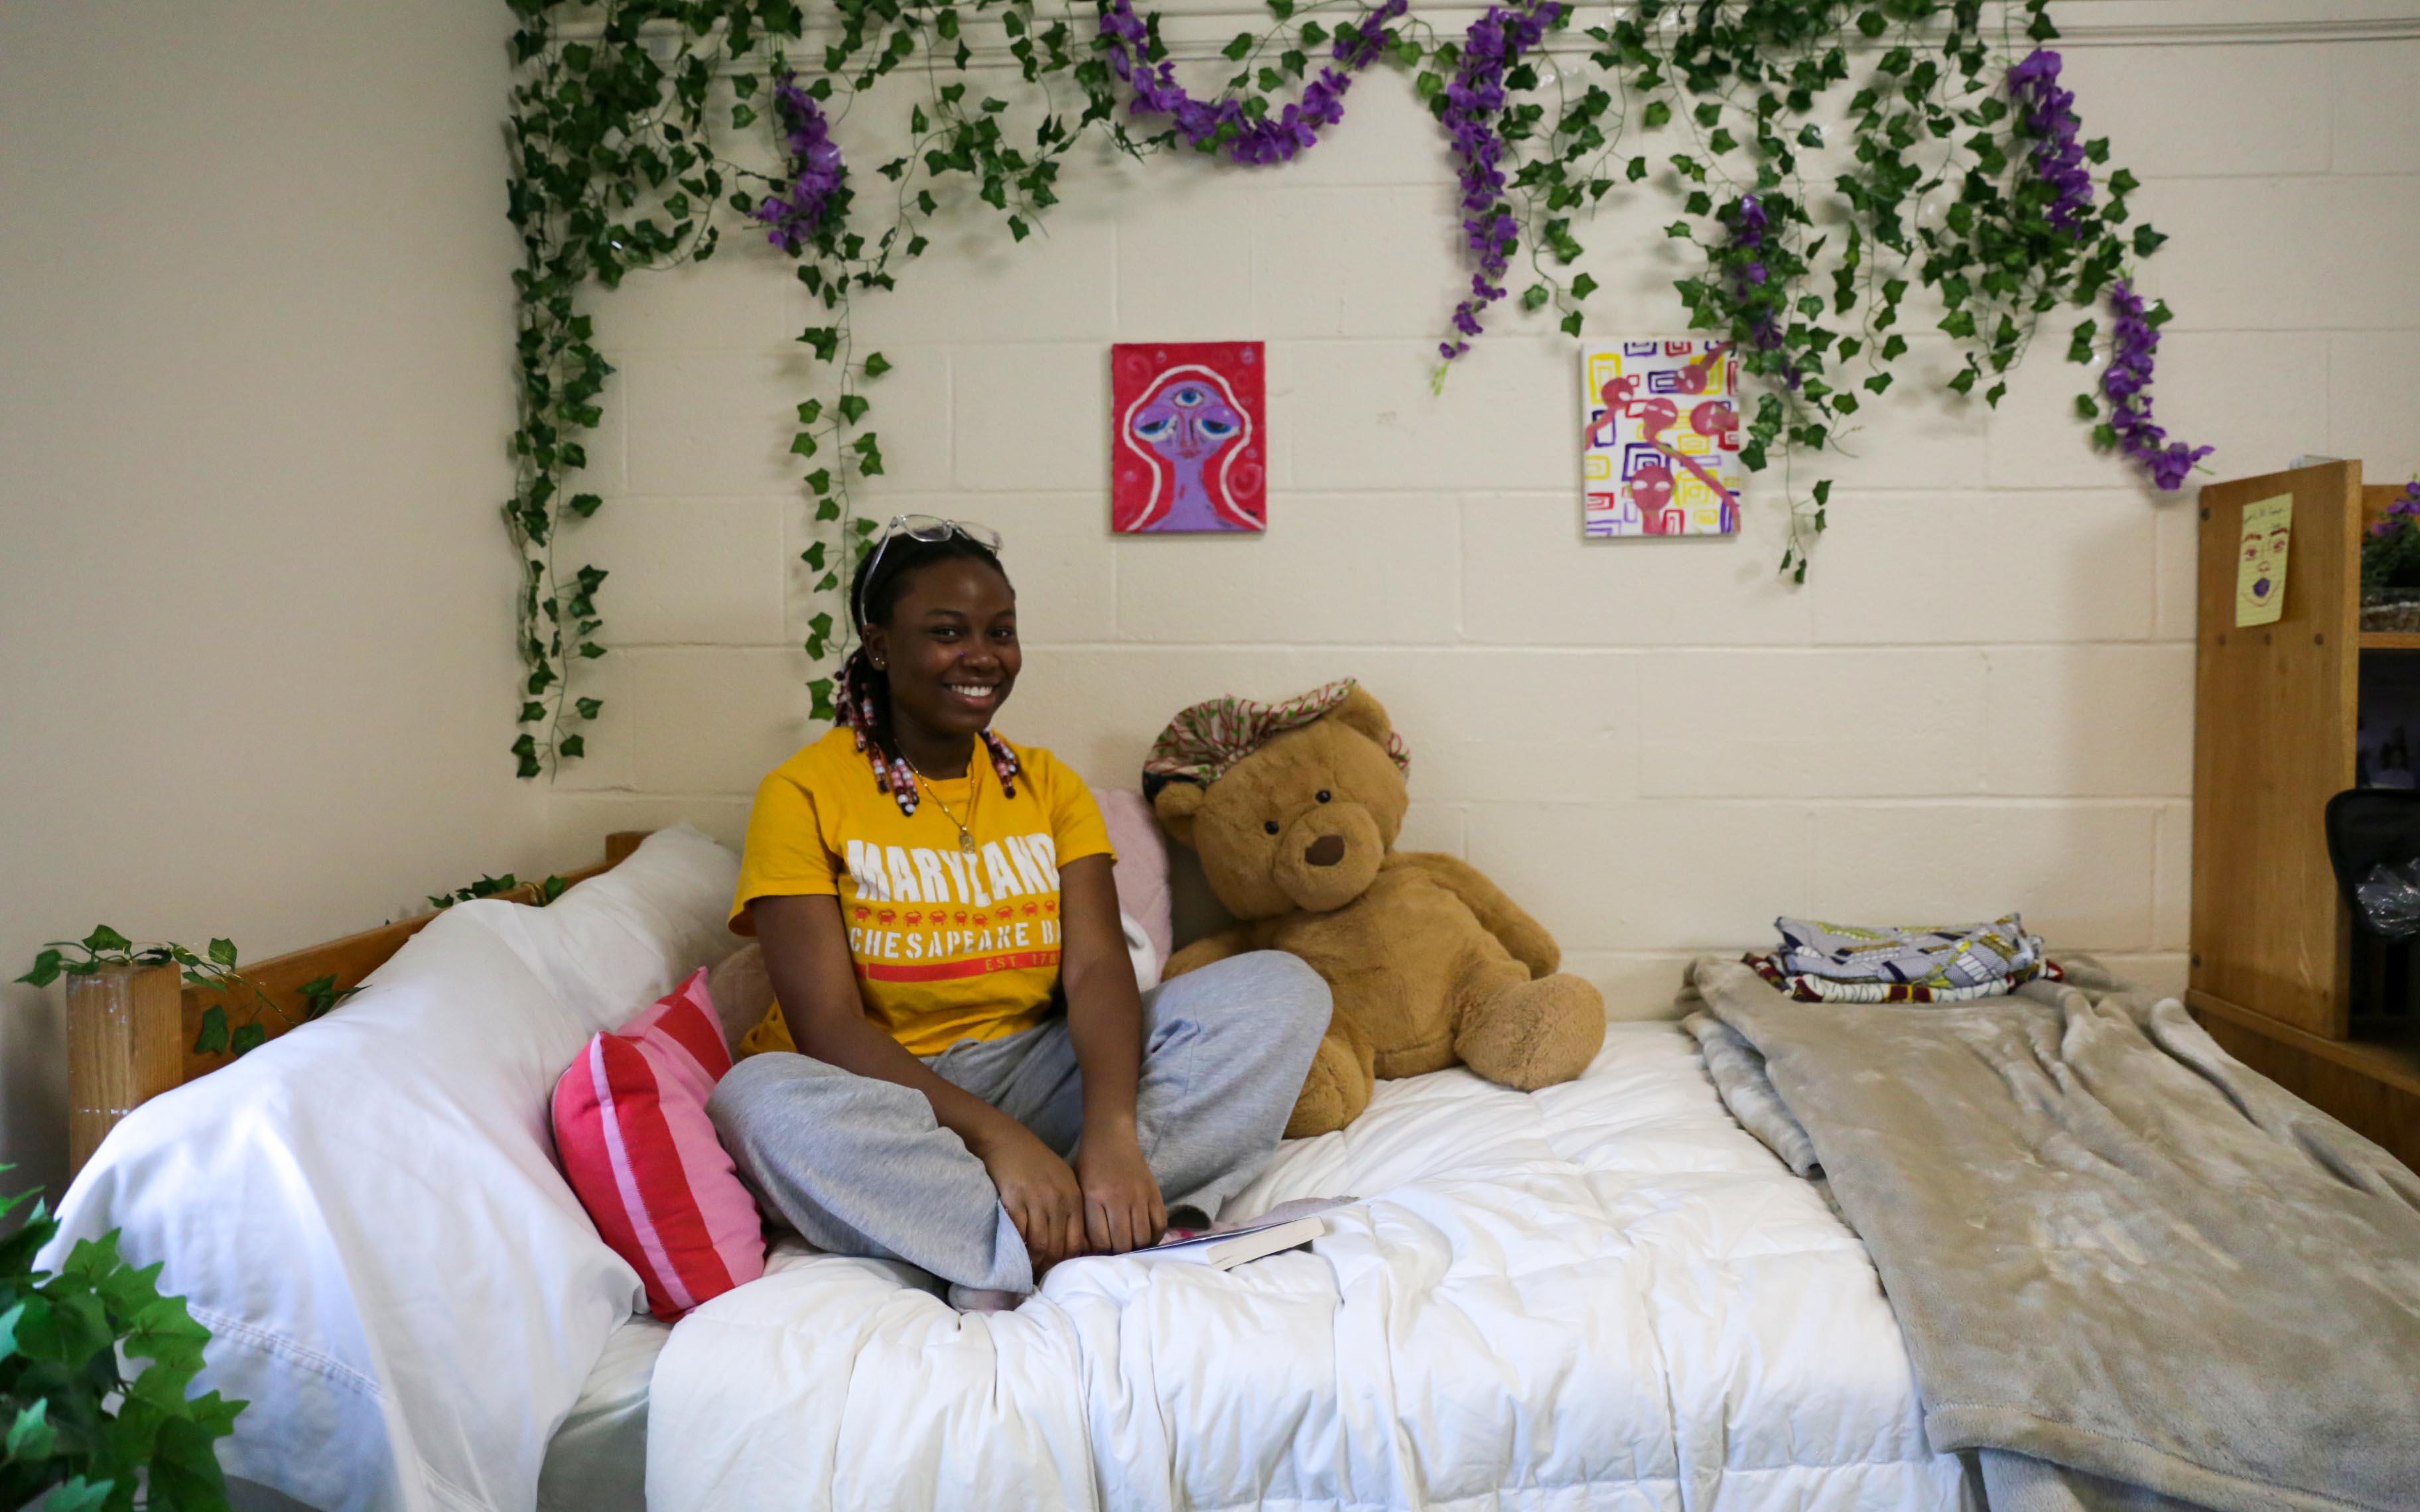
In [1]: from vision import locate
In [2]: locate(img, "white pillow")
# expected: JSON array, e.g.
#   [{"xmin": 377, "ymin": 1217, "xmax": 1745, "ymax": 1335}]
[{"xmin": 42, "ymin": 826, "xmax": 740, "ymax": 1512}]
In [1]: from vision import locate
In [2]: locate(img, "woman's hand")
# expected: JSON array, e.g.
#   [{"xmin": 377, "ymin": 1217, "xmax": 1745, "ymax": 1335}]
[
  {"xmin": 973, "ymin": 1122, "xmax": 1089, "ymax": 1270},
  {"xmin": 1075, "ymin": 1123, "xmax": 1166, "ymax": 1255}
]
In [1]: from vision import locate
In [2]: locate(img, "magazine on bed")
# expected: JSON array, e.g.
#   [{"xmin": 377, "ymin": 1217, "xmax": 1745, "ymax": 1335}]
[{"xmin": 1125, "ymin": 1196, "xmax": 1358, "ymax": 1271}]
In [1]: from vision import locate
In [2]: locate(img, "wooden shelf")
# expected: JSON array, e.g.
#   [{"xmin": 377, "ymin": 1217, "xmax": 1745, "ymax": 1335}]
[
  {"xmin": 2188, "ymin": 989, "xmax": 2420, "ymax": 1100},
  {"xmin": 2360, "ymin": 631, "xmax": 2420, "ymax": 651}
]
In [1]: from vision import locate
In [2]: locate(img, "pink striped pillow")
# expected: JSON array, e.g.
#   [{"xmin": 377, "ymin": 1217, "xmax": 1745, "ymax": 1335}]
[{"xmin": 551, "ymin": 968, "xmax": 765, "ymax": 1320}]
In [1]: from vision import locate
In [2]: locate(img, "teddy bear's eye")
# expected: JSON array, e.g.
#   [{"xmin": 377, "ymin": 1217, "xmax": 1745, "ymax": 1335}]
[
  {"xmin": 1316, "ymin": 790, "xmax": 1331, "ymax": 803},
  {"xmin": 1264, "ymin": 820, "xmax": 1280, "ymax": 835}
]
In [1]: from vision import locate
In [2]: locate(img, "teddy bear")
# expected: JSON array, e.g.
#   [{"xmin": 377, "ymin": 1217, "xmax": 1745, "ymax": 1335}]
[{"xmin": 1146, "ymin": 680, "xmax": 1605, "ymax": 1137}]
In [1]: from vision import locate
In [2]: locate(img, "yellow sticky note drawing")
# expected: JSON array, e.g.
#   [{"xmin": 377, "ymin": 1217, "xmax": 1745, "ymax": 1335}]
[{"xmin": 2235, "ymin": 493, "xmax": 2292, "ymax": 627}]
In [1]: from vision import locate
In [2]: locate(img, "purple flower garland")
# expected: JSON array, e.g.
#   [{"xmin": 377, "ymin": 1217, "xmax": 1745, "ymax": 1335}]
[
  {"xmin": 2011, "ymin": 48, "xmax": 2208, "ymax": 491},
  {"xmin": 2101, "ymin": 279, "xmax": 2211, "ymax": 491},
  {"xmin": 1099, "ymin": 0, "xmax": 1408, "ymax": 166},
  {"xmin": 2007, "ymin": 48, "xmax": 2094, "ymax": 237},
  {"xmin": 752, "ymin": 70, "xmax": 845, "ymax": 253},
  {"xmin": 1438, "ymin": 0, "xmax": 1561, "ymax": 359}
]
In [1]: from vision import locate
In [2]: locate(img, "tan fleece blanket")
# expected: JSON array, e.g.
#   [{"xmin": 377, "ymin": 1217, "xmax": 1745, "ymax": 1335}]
[{"xmin": 1683, "ymin": 957, "xmax": 2420, "ymax": 1512}]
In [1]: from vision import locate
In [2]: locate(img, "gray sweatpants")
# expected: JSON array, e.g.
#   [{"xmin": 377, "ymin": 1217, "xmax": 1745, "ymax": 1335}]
[{"xmin": 708, "ymin": 950, "xmax": 1331, "ymax": 1292}]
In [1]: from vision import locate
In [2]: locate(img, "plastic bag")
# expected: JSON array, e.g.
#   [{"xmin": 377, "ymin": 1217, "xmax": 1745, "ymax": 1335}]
[{"xmin": 2352, "ymin": 860, "xmax": 2420, "ymax": 940}]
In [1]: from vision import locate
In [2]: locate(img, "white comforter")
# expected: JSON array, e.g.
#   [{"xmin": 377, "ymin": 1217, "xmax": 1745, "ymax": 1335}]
[{"xmin": 647, "ymin": 1023, "xmax": 1978, "ymax": 1511}]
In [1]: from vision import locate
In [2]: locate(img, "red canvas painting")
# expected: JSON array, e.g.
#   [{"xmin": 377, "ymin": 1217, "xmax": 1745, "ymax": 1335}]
[{"xmin": 1110, "ymin": 342, "xmax": 1267, "ymax": 533}]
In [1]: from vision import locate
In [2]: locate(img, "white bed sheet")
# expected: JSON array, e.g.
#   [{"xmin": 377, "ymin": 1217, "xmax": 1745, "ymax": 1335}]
[
  {"xmin": 537, "ymin": 1313, "xmax": 669, "ymax": 1512},
  {"xmin": 647, "ymin": 1022, "xmax": 1980, "ymax": 1511}
]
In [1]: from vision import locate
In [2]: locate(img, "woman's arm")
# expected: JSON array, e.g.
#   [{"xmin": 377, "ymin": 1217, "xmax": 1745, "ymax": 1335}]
[
  {"xmin": 749, "ymin": 892, "xmax": 1090, "ymax": 1268},
  {"xmin": 1056, "ymin": 854, "xmax": 1166, "ymax": 1253}
]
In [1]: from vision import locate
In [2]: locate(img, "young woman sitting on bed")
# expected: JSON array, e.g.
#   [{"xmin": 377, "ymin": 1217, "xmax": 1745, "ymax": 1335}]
[{"xmin": 712, "ymin": 515, "xmax": 1331, "ymax": 1307}]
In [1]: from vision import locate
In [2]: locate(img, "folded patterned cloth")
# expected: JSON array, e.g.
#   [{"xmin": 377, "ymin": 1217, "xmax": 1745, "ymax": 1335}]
[
  {"xmin": 1743, "ymin": 952, "xmax": 2063, "ymax": 1004},
  {"xmin": 1773, "ymin": 914, "xmax": 2043, "ymax": 989}
]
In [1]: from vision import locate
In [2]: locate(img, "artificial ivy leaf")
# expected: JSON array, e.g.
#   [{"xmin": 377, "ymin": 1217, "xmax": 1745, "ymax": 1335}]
[
  {"xmin": 1626, "ymin": 155, "xmax": 1648, "ymax": 181},
  {"xmin": 815, "ymin": 497, "xmax": 840, "ymax": 522},
  {"xmin": 83, "ymin": 925, "xmax": 132, "ymax": 955},
  {"xmin": 808, "ymin": 678, "xmax": 837, "ymax": 722},
  {"xmin": 1522, "ymin": 283, "xmax": 1550, "ymax": 312},
  {"xmin": 1560, "ymin": 311, "xmax": 1584, "ymax": 338},
  {"xmin": 575, "ymin": 697, "xmax": 602, "ymax": 719},
  {"xmin": 207, "ymin": 938, "xmax": 237, "ymax": 968},
  {"xmin": 231, "ymin": 1023, "xmax": 267, "ymax": 1056},
  {"xmin": 2133, "ymin": 224, "xmax": 2167, "ymax": 257},
  {"xmin": 1416, "ymin": 70, "xmax": 1443, "ymax": 101},
  {"xmin": 2074, "ymin": 394, "xmax": 2100, "ymax": 420},
  {"xmin": 796, "ymin": 399, "xmax": 823, "ymax": 424},
  {"xmin": 807, "ymin": 469, "xmax": 833, "ymax": 497},
  {"xmin": 40, "ymin": 1478, "xmax": 117, "ymax": 1512},
  {"xmin": 513, "ymin": 733, "xmax": 540, "ymax": 780},
  {"xmin": 567, "ymin": 493, "xmax": 602, "ymax": 519},
  {"xmin": 1570, "ymin": 272, "xmax": 1599, "ymax": 300},
  {"xmin": 863, "ymin": 351, "xmax": 892, "ymax": 378},
  {"xmin": 16, "ymin": 950, "xmax": 63, "ymax": 988},
  {"xmin": 1008, "ymin": 216, "xmax": 1030, "ymax": 241},
  {"xmin": 578, "ymin": 643, "xmax": 606, "ymax": 660},
  {"xmin": 1948, "ymin": 367, "xmax": 1978, "ymax": 394},
  {"xmin": 1856, "ymin": 9, "xmax": 1887, "ymax": 37},
  {"xmin": 838, "ymin": 394, "xmax": 870, "ymax": 424},
  {"xmin": 193, "ymin": 1005, "xmax": 230, "ymax": 1056},
  {"xmin": 1664, "ymin": 221, "xmax": 1694, "ymax": 239},
  {"xmin": 1395, "ymin": 39, "xmax": 1420, "ymax": 65},
  {"xmin": 559, "ymin": 733, "xmax": 586, "ymax": 762},
  {"xmin": 9, "ymin": 1398, "xmax": 57, "ymax": 1462},
  {"xmin": 791, "ymin": 432, "xmax": 821, "ymax": 456},
  {"xmin": 1642, "ymin": 100, "xmax": 1670, "ymax": 130},
  {"xmin": 1223, "ymin": 32, "xmax": 1254, "ymax": 60}
]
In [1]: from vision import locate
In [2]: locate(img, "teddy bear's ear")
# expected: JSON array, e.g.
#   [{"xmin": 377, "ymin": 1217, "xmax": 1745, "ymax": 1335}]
[
  {"xmin": 1152, "ymin": 781, "xmax": 1206, "ymax": 849},
  {"xmin": 1330, "ymin": 684, "xmax": 1394, "ymax": 749}
]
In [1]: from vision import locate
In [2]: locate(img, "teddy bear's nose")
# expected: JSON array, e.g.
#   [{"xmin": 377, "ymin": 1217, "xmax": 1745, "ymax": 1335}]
[{"xmin": 1304, "ymin": 834, "xmax": 1346, "ymax": 868}]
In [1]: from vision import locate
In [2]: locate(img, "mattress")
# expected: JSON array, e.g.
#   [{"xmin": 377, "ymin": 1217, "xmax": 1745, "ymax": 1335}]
[{"xmin": 646, "ymin": 1022, "xmax": 1979, "ymax": 1511}]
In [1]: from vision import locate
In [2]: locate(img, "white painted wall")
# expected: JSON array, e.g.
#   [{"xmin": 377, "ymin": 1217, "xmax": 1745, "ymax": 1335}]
[
  {"xmin": 0, "ymin": 3, "xmax": 540, "ymax": 1202},
  {"xmin": 545, "ymin": 7, "xmax": 2419, "ymax": 1014}
]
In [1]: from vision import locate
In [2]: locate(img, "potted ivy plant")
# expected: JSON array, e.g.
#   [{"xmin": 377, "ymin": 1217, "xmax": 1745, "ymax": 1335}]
[
  {"xmin": 2362, "ymin": 479, "xmax": 2420, "ymax": 632},
  {"xmin": 0, "ymin": 1171, "xmax": 241, "ymax": 1511}
]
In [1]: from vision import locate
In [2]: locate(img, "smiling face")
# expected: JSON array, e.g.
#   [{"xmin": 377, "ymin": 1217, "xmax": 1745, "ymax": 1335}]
[
  {"xmin": 1130, "ymin": 375, "xmax": 1243, "ymax": 464},
  {"xmin": 864, "ymin": 556, "xmax": 1020, "ymax": 757}
]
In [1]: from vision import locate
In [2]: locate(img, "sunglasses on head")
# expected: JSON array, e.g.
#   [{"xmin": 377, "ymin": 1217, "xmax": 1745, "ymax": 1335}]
[{"xmin": 856, "ymin": 514, "xmax": 1006, "ymax": 624}]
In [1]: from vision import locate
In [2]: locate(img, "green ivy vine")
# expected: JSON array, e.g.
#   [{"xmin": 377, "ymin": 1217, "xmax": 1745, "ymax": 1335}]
[{"xmin": 502, "ymin": 0, "xmax": 2169, "ymax": 775}]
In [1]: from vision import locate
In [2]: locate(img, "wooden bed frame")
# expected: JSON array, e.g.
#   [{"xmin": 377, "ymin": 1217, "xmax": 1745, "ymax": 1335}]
[{"xmin": 65, "ymin": 832, "xmax": 651, "ymax": 1177}]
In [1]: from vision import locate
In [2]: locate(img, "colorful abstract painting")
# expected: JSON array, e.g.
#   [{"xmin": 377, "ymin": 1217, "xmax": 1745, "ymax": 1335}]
[
  {"xmin": 1581, "ymin": 340, "xmax": 1744, "ymax": 538},
  {"xmin": 1112, "ymin": 342, "xmax": 1267, "ymax": 533}
]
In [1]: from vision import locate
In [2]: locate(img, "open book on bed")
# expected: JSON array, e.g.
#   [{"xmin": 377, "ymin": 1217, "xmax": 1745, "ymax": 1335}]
[{"xmin": 1118, "ymin": 1196, "xmax": 1357, "ymax": 1271}]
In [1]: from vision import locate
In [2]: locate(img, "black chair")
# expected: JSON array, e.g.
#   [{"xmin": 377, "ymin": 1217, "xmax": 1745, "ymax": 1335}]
[{"xmin": 2324, "ymin": 788, "xmax": 2420, "ymax": 1032}]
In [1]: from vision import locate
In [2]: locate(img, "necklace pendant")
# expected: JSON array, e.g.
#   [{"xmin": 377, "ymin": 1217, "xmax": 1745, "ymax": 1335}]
[{"xmin": 959, "ymin": 832, "xmax": 978, "ymax": 855}]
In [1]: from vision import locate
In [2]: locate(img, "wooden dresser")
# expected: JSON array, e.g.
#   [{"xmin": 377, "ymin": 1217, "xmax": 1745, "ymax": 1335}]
[{"xmin": 2188, "ymin": 460, "xmax": 2420, "ymax": 1170}]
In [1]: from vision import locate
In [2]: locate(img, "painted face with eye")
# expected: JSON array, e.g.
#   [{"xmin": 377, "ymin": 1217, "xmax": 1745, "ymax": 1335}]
[{"xmin": 1130, "ymin": 379, "xmax": 1243, "ymax": 463}]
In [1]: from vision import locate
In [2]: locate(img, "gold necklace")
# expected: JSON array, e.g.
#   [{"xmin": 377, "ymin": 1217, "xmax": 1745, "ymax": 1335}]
[{"xmin": 909, "ymin": 761, "xmax": 980, "ymax": 854}]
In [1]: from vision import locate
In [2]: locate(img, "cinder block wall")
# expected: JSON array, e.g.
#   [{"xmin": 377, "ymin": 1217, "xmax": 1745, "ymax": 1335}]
[{"xmin": 544, "ymin": 7, "xmax": 2420, "ymax": 1011}]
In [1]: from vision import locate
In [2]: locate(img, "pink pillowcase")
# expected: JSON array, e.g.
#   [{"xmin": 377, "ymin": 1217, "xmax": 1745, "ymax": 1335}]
[
  {"xmin": 551, "ymin": 968, "xmax": 764, "ymax": 1321},
  {"xmin": 1099, "ymin": 787, "xmax": 1173, "ymax": 969}
]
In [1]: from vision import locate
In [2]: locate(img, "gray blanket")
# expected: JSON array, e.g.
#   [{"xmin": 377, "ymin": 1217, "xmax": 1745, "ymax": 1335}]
[{"xmin": 1682, "ymin": 957, "xmax": 2420, "ymax": 1512}]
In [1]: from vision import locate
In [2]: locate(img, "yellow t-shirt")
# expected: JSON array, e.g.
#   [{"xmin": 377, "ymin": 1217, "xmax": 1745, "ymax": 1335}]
[{"xmin": 729, "ymin": 727, "xmax": 1114, "ymax": 1057}]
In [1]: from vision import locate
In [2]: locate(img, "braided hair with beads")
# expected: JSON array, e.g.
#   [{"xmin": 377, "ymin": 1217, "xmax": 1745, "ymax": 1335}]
[{"xmin": 834, "ymin": 526, "xmax": 1022, "ymax": 816}]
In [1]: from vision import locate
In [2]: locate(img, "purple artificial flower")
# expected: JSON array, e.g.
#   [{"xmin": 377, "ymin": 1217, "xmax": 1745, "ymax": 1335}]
[
  {"xmin": 752, "ymin": 70, "xmax": 845, "ymax": 254},
  {"xmin": 1097, "ymin": 0, "xmax": 1408, "ymax": 166},
  {"xmin": 2100, "ymin": 279, "xmax": 2212, "ymax": 491},
  {"xmin": 1436, "ymin": 0, "xmax": 1562, "ymax": 359},
  {"xmin": 2007, "ymin": 48, "xmax": 2094, "ymax": 238}
]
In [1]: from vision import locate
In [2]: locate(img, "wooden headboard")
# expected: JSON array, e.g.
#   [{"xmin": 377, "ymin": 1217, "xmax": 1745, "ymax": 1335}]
[{"xmin": 65, "ymin": 832, "xmax": 651, "ymax": 1176}]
